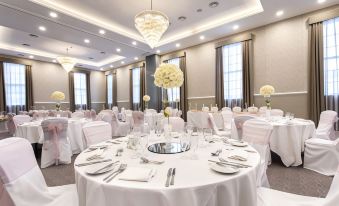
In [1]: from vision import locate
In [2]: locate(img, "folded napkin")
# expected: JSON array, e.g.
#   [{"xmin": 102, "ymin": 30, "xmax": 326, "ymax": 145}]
[
  {"xmin": 228, "ymin": 150, "xmax": 249, "ymax": 161},
  {"xmin": 119, "ymin": 167, "xmax": 156, "ymax": 182}
]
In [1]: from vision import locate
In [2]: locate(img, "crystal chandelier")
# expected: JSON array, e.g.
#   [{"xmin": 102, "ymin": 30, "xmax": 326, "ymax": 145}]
[
  {"xmin": 57, "ymin": 48, "xmax": 76, "ymax": 73},
  {"xmin": 135, "ymin": 0, "xmax": 169, "ymax": 49}
]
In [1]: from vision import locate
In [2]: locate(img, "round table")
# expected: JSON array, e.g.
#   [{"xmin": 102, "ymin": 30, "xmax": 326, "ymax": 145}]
[{"xmin": 74, "ymin": 136, "xmax": 260, "ymax": 206}]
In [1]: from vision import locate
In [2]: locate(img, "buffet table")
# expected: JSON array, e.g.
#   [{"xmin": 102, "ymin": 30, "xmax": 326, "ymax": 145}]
[{"xmin": 74, "ymin": 135, "xmax": 260, "ymax": 206}]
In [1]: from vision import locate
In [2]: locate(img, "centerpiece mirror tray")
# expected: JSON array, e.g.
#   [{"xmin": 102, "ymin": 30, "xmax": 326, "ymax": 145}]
[{"xmin": 148, "ymin": 142, "xmax": 190, "ymax": 154}]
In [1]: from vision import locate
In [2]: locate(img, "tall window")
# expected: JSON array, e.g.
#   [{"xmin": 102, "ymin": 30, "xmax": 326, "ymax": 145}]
[
  {"xmin": 132, "ymin": 67, "xmax": 141, "ymax": 110},
  {"xmin": 74, "ymin": 72, "xmax": 87, "ymax": 110},
  {"xmin": 107, "ymin": 74, "xmax": 113, "ymax": 108},
  {"xmin": 3, "ymin": 62, "xmax": 26, "ymax": 113},
  {"xmin": 222, "ymin": 42, "xmax": 243, "ymax": 108},
  {"xmin": 165, "ymin": 58, "xmax": 181, "ymax": 108},
  {"xmin": 324, "ymin": 17, "xmax": 339, "ymax": 96}
]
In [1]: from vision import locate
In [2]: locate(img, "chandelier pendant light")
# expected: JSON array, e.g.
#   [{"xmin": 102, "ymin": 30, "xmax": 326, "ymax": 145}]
[
  {"xmin": 135, "ymin": 0, "xmax": 169, "ymax": 49},
  {"xmin": 57, "ymin": 47, "xmax": 76, "ymax": 73}
]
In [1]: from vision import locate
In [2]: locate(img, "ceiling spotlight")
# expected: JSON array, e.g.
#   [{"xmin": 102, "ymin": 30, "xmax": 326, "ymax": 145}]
[
  {"xmin": 199, "ymin": 35, "xmax": 205, "ymax": 40},
  {"xmin": 233, "ymin": 25, "xmax": 239, "ymax": 30},
  {"xmin": 29, "ymin": 34, "xmax": 39, "ymax": 38},
  {"xmin": 88, "ymin": 57, "xmax": 94, "ymax": 60},
  {"xmin": 110, "ymin": 65, "xmax": 113, "ymax": 68},
  {"xmin": 100, "ymin": 68, "xmax": 103, "ymax": 71},
  {"xmin": 209, "ymin": 1, "xmax": 219, "ymax": 8},
  {"xmin": 84, "ymin": 39, "xmax": 90, "ymax": 43},
  {"xmin": 134, "ymin": 57, "xmax": 139, "ymax": 60},
  {"xmin": 52, "ymin": 59, "xmax": 57, "ymax": 63},
  {"xmin": 132, "ymin": 41, "xmax": 137, "ymax": 45},
  {"xmin": 178, "ymin": 16, "xmax": 187, "ymax": 21},
  {"xmin": 276, "ymin": 10, "xmax": 284, "ymax": 17},
  {"xmin": 156, "ymin": 50, "xmax": 161, "ymax": 54},
  {"xmin": 29, "ymin": 55, "xmax": 34, "ymax": 59},
  {"xmin": 22, "ymin": 43, "xmax": 30, "ymax": 47},
  {"xmin": 99, "ymin": 29, "xmax": 105, "ymax": 35},
  {"xmin": 116, "ymin": 48, "xmax": 121, "ymax": 52},
  {"xmin": 39, "ymin": 26, "xmax": 46, "ymax": 31},
  {"xmin": 196, "ymin": 8, "xmax": 203, "ymax": 12},
  {"xmin": 49, "ymin": 12, "xmax": 58, "ymax": 18},
  {"xmin": 17, "ymin": 54, "xmax": 24, "ymax": 57},
  {"xmin": 318, "ymin": 0, "xmax": 326, "ymax": 3},
  {"xmin": 121, "ymin": 61, "xmax": 125, "ymax": 64},
  {"xmin": 175, "ymin": 43, "xmax": 181, "ymax": 48}
]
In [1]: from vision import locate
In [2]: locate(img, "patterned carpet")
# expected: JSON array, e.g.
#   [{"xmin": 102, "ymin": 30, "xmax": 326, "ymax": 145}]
[{"xmin": 40, "ymin": 153, "xmax": 334, "ymax": 198}]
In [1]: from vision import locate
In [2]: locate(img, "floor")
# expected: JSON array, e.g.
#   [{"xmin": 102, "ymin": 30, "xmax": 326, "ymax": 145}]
[{"xmin": 40, "ymin": 153, "xmax": 334, "ymax": 198}]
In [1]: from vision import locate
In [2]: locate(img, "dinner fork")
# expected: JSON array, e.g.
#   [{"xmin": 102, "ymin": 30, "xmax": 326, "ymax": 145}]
[{"xmin": 103, "ymin": 164, "xmax": 127, "ymax": 183}]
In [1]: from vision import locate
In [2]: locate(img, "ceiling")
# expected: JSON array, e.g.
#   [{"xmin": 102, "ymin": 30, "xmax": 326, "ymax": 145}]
[{"xmin": 0, "ymin": 0, "xmax": 337, "ymax": 71}]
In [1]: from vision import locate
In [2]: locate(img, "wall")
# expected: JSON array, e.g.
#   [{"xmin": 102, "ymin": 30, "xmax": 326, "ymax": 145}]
[{"xmin": 116, "ymin": 64, "xmax": 132, "ymax": 109}]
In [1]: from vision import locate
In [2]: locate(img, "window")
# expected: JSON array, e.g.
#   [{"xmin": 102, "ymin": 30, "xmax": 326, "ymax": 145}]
[
  {"xmin": 165, "ymin": 58, "xmax": 181, "ymax": 107},
  {"xmin": 3, "ymin": 62, "xmax": 26, "ymax": 113},
  {"xmin": 222, "ymin": 42, "xmax": 243, "ymax": 107},
  {"xmin": 324, "ymin": 17, "xmax": 339, "ymax": 96},
  {"xmin": 107, "ymin": 74, "xmax": 113, "ymax": 107},
  {"xmin": 132, "ymin": 68, "xmax": 141, "ymax": 109},
  {"xmin": 74, "ymin": 73, "xmax": 87, "ymax": 110}
]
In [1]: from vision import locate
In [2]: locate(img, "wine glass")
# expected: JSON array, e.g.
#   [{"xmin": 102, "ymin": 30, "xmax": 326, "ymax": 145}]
[
  {"xmin": 189, "ymin": 134, "xmax": 199, "ymax": 160},
  {"xmin": 203, "ymin": 128, "xmax": 213, "ymax": 142}
]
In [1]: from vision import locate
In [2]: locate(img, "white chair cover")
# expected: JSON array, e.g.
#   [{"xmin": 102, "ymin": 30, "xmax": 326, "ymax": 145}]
[
  {"xmin": 221, "ymin": 110, "xmax": 233, "ymax": 130},
  {"xmin": 202, "ymin": 107, "xmax": 209, "ymax": 112},
  {"xmin": 232, "ymin": 115, "xmax": 255, "ymax": 140},
  {"xmin": 0, "ymin": 138, "xmax": 78, "ymax": 206},
  {"xmin": 40, "ymin": 119, "xmax": 72, "ymax": 168},
  {"xmin": 316, "ymin": 110, "xmax": 338, "ymax": 140},
  {"xmin": 71, "ymin": 111, "xmax": 84, "ymax": 119},
  {"xmin": 208, "ymin": 113, "xmax": 230, "ymax": 137},
  {"xmin": 145, "ymin": 109, "xmax": 157, "ymax": 114},
  {"xmin": 83, "ymin": 121, "xmax": 112, "ymax": 147},
  {"xmin": 90, "ymin": 109, "xmax": 97, "ymax": 120},
  {"xmin": 112, "ymin": 113, "xmax": 129, "ymax": 137},
  {"xmin": 304, "ymin": 138, "xmax": 339, "ymax": 176},
  {"xmin": 232, "ymin": 107, "xmax": 242, "ymax": 113},
  {"xmin": 6, "ymin": 114, "xmax": 16, "ymax": 137},
  {"xmin": 162, "ymin": 117, "xmax": 185, "ymax": 132},
  {"xmin": 222, "ymin": 107, "xmax": 232, "ymax": 111},
  {"xmin": 258, "ymin": 106, "xmax": 267, "ymax": 116},
  {"xmin": 13, "ymin": 115, "xmax": 31, "ymax": 126},
  {"xmin": 132, "ymin": 111, "xmax": 144, "ymax": 127},
  {"xmin": 112, "ymin": 106, "xmax": 119, "ymax": 112},
  {"xmin": 187, "ymin": 111, "xmax": 211, "ymax": 129},
  {"xmin": 270, "ymin": 109, "xmax": 284, "ymax": 117},
  {"xmin": 243, "ymin": 119, "xmax": 273, "ymax": 188}
]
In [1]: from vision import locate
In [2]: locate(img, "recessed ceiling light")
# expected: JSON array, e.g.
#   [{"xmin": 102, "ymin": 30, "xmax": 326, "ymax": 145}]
[
  {"xmin": 38, "ymin": 26, "xmax": 46, "ymax": 31},
  {"xmin": 52, "ymin": 59, "xmax": 57, "ymax": 63},
  {"xmin": 84, "ymin": 39, "xmax": 90, "ymax": 43},
  {"xmin": 318, "ymin": 0, "xmax": 326, "ymax": 3},
  {"xmin": 175, "ymin": 43, "xmax": 181, "ymax": 48},
  {"xmin": 134, "ymin": 57, "xmax": 139, "ymax": 60},
  {"xmin": 29, "ymin": 34, "xmax": 39, "ymax": 38},
  {"xmin": 49, "ymin": 12, "xmax": 58, "ymax": 18},
  {"xmin": 156, "ymin": 50, "xmax": 161, "ymax": 54},
  {"xmin": 29, "ymin": 55, "xmax": 34, "ymax": 59},
  {"xmin": 178, "ymin": 16, "xmax": 187, "ymax": 21},
  {"xmin": 99, "ymin": 29, "xmax": 105, "ymax": 35},
  {"xmin": 116, "ymin": 48, "xmax": 121, "ymax": 52},
  {"xmin": 17, "ymin": 54, "xmax": 24, "ymax": 57},
  {"xmin": 88, "ymin": 57, "xmax": 94, "ymax": 60},
  {"xmin": 22, "ymin": 43, "xmax": 30, "ymax": 47},
  {"xmin": 110, "ymin": 65, "xmax": 114, "ymax": 68},
  {"xmin": 100, "ymin": 51, "xmax": 106, "ymax": 54},
  {"xmin": 209, "ymin": 1, "xmax": 219, "ymax": 8},
  {"xmin": 121, "ymin": 61, "xmax": 125, "ymax": 64},
  {"xmin": 100, "ymin": 68, "xmax": 103, "ymax": 71},
  {"xmin": 199, "ymin": 35, "xmax": 205, "ymax": 40},
  {"xmin": 196, "ymin": 8, "xmax": 203, "ymax": 12},
  {"xmin": 233, "ymin": 25, "xmax": 239, "ymax": 30},
  {"xmin": 132, "ymin": 41, "xmax": 137, "ymax": 45},
  {"xmin": 276, "ymin": 10, "xmax": 284, "ymax": 17}
]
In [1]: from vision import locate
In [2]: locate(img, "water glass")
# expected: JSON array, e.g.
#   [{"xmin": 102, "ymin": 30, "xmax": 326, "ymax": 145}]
[{"xmin": 203, "ymin": 128, "xmax": 213, "ymax": 142}]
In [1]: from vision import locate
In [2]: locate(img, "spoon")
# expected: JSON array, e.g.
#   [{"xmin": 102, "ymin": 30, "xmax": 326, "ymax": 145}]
[{"xmin": 140, "ymin": 157, "xmax": 164, "ymax": 164}]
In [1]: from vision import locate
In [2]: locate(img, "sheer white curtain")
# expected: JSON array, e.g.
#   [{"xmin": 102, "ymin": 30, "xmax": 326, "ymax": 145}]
[
  {"xmin": 132, "ymin": 67, "xmax": 141, "ymax": 110},
  {"xmin": 74, "ymin": 73, "xmax": 87, "ymax": 110},
  {"xmin": 165, "ymin": 58, "xmax": 180, "ymax": 108},
  {"xmin": 107, "ymin": 74, "xmax": 113, "ymax": 109},
  {"xmin": 324, "ymin": 17, "xmax": 339, "ymax": 130},
  {"xmin": 3, "ymin": 62, "xmax": 26, "ymax": 113},
  {"xmin": 222, "ymin": 42, "xmax": 243, "ymax": 108}
]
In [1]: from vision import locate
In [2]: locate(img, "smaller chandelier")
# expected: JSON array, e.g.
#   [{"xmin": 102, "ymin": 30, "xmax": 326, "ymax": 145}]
[
  {"xmin": 135, "ymin": 1, "xmax": 169, "ymax": 49},
  {"xmin": 57, "ymin": 48, "xmax": 76, "ymax": 73}
]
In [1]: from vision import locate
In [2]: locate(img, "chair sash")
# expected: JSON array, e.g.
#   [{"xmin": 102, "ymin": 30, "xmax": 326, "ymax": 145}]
[
  {"xmin": 84, "ymin": 110, "xmax": 91, "ymax": 119},
  {"xmin": 90, "ymin": 110, "xmax": 97, "ymax": 120},
  {"xmin": 162, "ymin": 117, "xmax": 185, "ymax": 132},
  {"xmin": 132, "ymin": 111, "xmax": 144, "ymax": 127},
  {"xmin": 242, "ymin": 119, "xmax": 273, "ymax": 145},
  {"xmin": 233, "ymin": 115, "xmax": 255, "ymax": 138}
]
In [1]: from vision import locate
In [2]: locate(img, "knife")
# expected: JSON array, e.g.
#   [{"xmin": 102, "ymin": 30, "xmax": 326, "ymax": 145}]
[
  {"xmin": 93, "ymin": 161, "xmax": 119, "ymax": 174},
  {"xmin": 170, "ymin": 168, "xmax": 176, "ymax": 185},
  {"xmin": 75, "ymin": 159, "xmax": 111, "ymax": 167},
  {"xmin": 165, "ymin": 168, "xmax": 173, "ymax": 187}
]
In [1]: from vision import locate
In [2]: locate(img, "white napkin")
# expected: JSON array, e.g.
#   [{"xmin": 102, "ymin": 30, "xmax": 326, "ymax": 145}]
[
  {"xmin": 118, "ymin": 167, "xmax": 156, "ymax": 182},
  {"xmin": 228, "ymin": 150, "xmax": 249, "ymax": 161}
]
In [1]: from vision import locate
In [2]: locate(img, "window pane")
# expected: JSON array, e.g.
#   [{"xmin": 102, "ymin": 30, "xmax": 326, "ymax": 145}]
[
  {"xmin": 3, "ymin": 62, "xmax": 26, "ymax": 113},
  {"xmin": 107, "ymin": 75, "xmax": 113, "ymax": 105},
  {"xmin": 132, "ymin": 68, "xmax": 141, "ymax": 104},
  {"xmin": 166, "ymin": 58, "xmax": 181, "ymax": 105},
  {"xmin": 74, "ymin": 73, "xmax": 87, "ymax": 109},
  {"xmin": 222, "ymin": 42, "xmax": 243, "ymax": 107}
]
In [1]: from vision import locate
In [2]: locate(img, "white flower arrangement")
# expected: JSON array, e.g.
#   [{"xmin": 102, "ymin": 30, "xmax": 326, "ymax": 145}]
[
  {"xmin": 143, "ymin": 95, "xmax": 150, "ymax": 102},
  {"xmin": 154, "ymin": 63, "xmax": 184, "ymax": 89},
  {"xmin": 50, "ymin": 91, "xmax": 65, "ymax": 101},
  {"xmin": 260, "ymin": 85, "xmax": 275, "ymax": 97}
]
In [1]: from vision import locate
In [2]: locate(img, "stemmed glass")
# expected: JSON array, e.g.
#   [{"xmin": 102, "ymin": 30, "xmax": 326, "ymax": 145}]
[
  {"xmin": 131, "ymin": 126, "xmax": 142, "ymax": 159},
  {"xmin": 203, "ymin": 128, "xmax": 213, "ymax": 142}
]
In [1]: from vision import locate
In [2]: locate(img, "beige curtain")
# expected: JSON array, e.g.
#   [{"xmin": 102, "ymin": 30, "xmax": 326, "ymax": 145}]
[
  {"xmin": 25, "ymin": 65, "xmax": 34, "ymax": 111},
  {"xmin": 242, "ymin": 40, "xmax": 253, "ymax": 107},
  {"xmin": 86, "ymin": 73, "xmax": 91, "ymax": 110},
  {"xmin": 179, "ymin": 56, "xmax": 188, "ymax": 121},
  {"xmin": 309, "ymin": 22, "xmax": 325, "ymax": 126},
  {"xmin": 140, "ymin": 64, "xmax": 145, "ymax": 110},
  {"xmin": 68, "ymin": 72, "xmax": 75, "ymax": 111},
  {"xmin": 0, "ymin": 62, "xmax": 5, "ymax": 112},
  {"xmin": 215, "ymin": 47, "xmax": 224, "ymax": 109}
]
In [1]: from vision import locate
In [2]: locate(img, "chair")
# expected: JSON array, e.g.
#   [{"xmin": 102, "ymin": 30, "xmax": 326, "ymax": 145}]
[
  {"xmin": 0, "ymin": 138, "xmax": 78, "ymax": 206},
  {"xmin": 60, "ymin": 111, "xmax": 71, "ymax": 118},
  {"xmin": 90, "ymin": 109, "xmax": 97, "ymax": 120},
  {"xmin": 258, "ymin": 106, "xmax": 267, "ymax": 116},
  {"xmin": 48, "ymin": 110, "xmax": 56, "ymax": 117},
  {"xmin": 304, "ymin": 137, "xmax": 339, "ymax": 176},
  {"xmin": 221, "ymin": 107, "xmax": 232, "ymax": 111},
  {"xmin": 232, "ymin": 106, "xmax": 242, "ymax": 113},
  {"xmin": 243, "ymin": 119, "xmax": 273, "ymax": 188},
  {"xmin": 84, "ymin": 110, "xmax": 91, "ymax": 119},
  {"xmin": 221, "ymin": 110, "xmax": 233, "ymax": 131},
  {"xmin": 40, "ymin": 119, "xmax": 72, "ymax": 168},
  {"xmin": 132, "ymin": 111, "xmax": 144, "ymax": 127},
  {"xmin": 257, "ymin": 166, "xmax": 339, "ymax": 206},
  {"xmin": 18, "ymin": 111, "xmax": 28, "ymax": 115},
  {"xmin": 208, "ymin": 113, "xmax": 230, "ymax": 136},
  {"xmin": 13, "ymin": 115, "xmax": 31, "ymax": 126},
  {"xmin": 82, "ymin": 121, "xmax": 112, "ymax": 147},
  {"xmin": 101, "ymin": 113, "xmax": 129, "ymax": 137},
  {"xmin": 6, "ymin": 114, "xmax": 16, "ymax": 137},
  {"xmin": 162, "ymin": 117, "xmax": 185, "ymax": 132},
  {"xmin": 316, "ymin": 110, "xmax": 338, "ymax": 140},
  {"xmin": 71, "ymin": 111, "xmax": 84, "ymax": 119},
  {"xmin": 232, "ymin": 115, "xmax": 255, "ymax": 140},
  {"xmin": 145, "ymin": 109, "xmax": 157, "ymax": 115},
  {"xmin": 270, "ymin": 109, "xmax": 284, "ymax": 117}
]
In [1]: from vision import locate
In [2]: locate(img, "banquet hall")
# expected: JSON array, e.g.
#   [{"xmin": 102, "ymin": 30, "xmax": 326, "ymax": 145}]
[{"xmin": 0, "ymin": 0, "xmax": 339, "ymax": 206}]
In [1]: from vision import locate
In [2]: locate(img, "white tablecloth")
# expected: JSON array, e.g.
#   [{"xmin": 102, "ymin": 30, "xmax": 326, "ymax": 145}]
[
  {"xmin": 187, "ymin": 111, "xmax": 224, "ymax": 129},
  {"xmin": 74, "ymin": 136, "xmax": 260, "ymax": 206},
  {"xmin": 16, "ymin": 118, "xmax": 91, "ymax": 154},
  {"xmin": 232, "ymin": 118, "xmax": 315, "ymax": 167}
]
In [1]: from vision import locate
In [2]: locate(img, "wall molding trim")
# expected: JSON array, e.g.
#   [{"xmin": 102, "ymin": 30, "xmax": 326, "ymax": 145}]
[
  {"xmin": 253, "ymin": 91, "xmax": 308, "ymax": 96},
  {"xmin": 92, "ymin": 102, "xmax": 105, "ymax": 104},
  {"xmin": 187, "ymin": 96, "xmax": 215, "ymax": 100},
  {"xmin": 117, "ymin": 100, "xmax": 129, "ymax": 103},
  {"xmin": 34, "ymin": 101, "xmax": 70, "ymax": 104}
]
